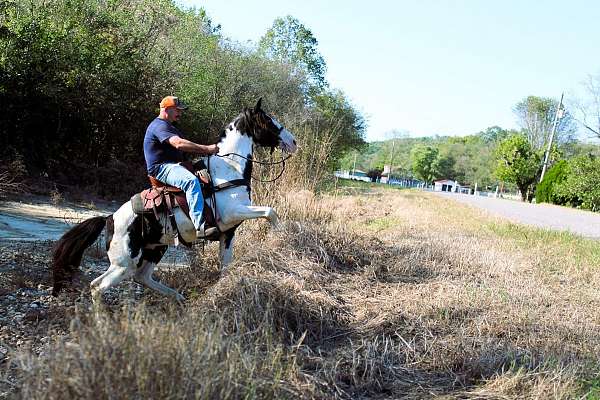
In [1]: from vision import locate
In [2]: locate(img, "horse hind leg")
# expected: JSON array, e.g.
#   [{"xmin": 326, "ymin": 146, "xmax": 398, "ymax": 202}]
[
  {"xmin": 133, "ymin": 246, "xmax": 185, "ymax": 304},
  {"xmin": 134, "ymin": 260, "xmax": 185, "ymax": 304},
  {"xmin": 90, "ymin": 263, "xmax": 134, "ymax": 305},
  {"xmin": 90, "ymin": 239, "xmax": 137, "ymax": 304},
  {"xmin": 90, "ymin": 267, "xmax": 113, "ymax": 290}
]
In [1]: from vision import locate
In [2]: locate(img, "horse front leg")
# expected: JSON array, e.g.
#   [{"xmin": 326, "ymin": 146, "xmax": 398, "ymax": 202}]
[
  {"xmin": 218, "ymin": 229, "xmax": 237, "ymax": 271},
  {"xmin": 224, "ymin": 205, "xmax": 279, "ymax": 229}
]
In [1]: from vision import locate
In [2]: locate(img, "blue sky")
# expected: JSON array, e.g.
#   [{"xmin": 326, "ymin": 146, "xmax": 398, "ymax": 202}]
[{"xmin": 180, "ymin": 0, "xmax": 600, "ymax": 142}]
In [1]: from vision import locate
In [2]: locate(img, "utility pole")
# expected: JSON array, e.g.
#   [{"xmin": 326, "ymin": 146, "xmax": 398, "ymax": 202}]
[
  {"xmin": 352, "ymin": 152, "xmax": 357, "ymax": 177},
  {"xmin": 388, "ymin": 139, "xmax": 396, "ymax": 184},
  {"xmin": 540, "ymin": 93, "xmax": 564, "ymax": 182}
]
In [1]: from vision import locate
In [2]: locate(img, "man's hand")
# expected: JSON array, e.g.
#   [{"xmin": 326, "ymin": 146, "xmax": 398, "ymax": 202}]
[{"xmin": 205, "ymin": 144, "xmax": 219, "ymax": 155}]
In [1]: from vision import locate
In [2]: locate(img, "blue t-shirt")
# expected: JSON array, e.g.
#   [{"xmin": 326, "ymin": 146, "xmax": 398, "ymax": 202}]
[{"xmin": 143, "ymin": 118, "xmax": 185, "ymax": 176}]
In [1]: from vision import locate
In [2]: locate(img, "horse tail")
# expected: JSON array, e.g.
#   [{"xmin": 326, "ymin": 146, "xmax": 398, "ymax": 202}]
[{"xmin": 52, "ymin": 215, "xmax": 110, "ymax": 296}]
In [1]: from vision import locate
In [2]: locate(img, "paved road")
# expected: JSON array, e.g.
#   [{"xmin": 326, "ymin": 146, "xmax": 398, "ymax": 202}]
[{"xmin": 433, "ymin": 192, "xmax": 600, "ymax": 239}]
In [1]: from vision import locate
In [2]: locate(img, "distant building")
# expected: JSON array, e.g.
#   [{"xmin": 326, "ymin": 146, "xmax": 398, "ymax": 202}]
[
  {"xmin": 334, "ymin": 170, "xmax": 371, "ymax": 182},
  {"xmin": 380, "ymin": 165, "xmax": 391, "ymax": 183},
  {"xmin": 433, "ymin": 179, "xmax": 469, "ymax": 193}
]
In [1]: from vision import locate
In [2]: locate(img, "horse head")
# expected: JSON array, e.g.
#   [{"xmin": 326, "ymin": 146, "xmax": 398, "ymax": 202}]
[{"xmin": 233, "ymin": 98, "xmax": 297, "ymax": 154}]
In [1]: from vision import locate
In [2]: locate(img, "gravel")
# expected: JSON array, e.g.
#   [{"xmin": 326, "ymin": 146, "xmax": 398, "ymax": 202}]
[
  {"xmin": 0, "ymin": 196, "xmax": 201, "ymax": 397},
  {"xmin": 0, "ymin": 239, "xmax": 133, "ymax": 398}
]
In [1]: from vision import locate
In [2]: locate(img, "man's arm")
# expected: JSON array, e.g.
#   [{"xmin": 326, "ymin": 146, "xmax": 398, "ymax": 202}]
[{"xmin": 168, "ymin": 136, "xmax": 219, "ymax": 155}]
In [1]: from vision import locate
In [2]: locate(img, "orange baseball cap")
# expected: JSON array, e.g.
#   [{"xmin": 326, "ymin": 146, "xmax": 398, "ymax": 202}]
[{"xmin": 159, "ymin": 96, "xmax": 188, "ymax": 110}]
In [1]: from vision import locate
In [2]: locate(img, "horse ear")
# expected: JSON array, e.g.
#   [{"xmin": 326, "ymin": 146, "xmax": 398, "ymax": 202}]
[{"xmin": 254, "ymin": 98, "xmax": 262, "ymax": 112}]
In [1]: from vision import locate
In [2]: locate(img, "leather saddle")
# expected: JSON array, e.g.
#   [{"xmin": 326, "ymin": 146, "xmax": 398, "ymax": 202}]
[{"xmin": 130, "ymin": 161, "xmax": 218, "ymax": 244}]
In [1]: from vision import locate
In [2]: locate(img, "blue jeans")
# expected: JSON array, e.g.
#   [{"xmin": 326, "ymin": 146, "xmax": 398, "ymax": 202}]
[{"xmin": 154, "ymin": 163, "xmax": 204, "ymax": 230}]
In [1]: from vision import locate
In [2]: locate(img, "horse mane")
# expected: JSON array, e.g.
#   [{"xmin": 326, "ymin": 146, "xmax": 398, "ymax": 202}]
[
  {"xmin": 222, "ymin": 108, "xmax": 279, "ymax": 148},
  {"xmin": 218, "ymin": 109, "xmax": 251, "ymax": 140},
  {"xmin": 233, "ymin": 108, "xmax": 256, "ymax": 136}
]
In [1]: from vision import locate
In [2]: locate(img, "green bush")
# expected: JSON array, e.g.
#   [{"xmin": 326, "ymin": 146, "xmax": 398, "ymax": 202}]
[
  {"xmin": 555, "ymin": 155, "xmax": 600, "ymax": 211},
  {"xmin": 535, "ymin": 160, "xmax": 569, "ymax": 205},
  {"xmin": 0, "ymin": 0, "xmax": 365, "ymax": 197}
]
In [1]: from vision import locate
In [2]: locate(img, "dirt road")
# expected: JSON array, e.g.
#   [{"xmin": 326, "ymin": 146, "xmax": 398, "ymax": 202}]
[
  {"xmin": 0, "ymin": 199, "xmax": 109, "ymax": 241},
  {"xmin": 433, "ymin": 191, "xmax": 600, "ymax": 239},
  {"xmin": 0, "ymin": 197, "xmax": 195, "ymax": 267}
]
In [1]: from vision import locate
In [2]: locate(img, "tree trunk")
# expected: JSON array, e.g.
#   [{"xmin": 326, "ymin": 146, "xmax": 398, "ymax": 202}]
[{"xmin": 518, "ymin": 184, "xmax": 529, "ymax": 202}]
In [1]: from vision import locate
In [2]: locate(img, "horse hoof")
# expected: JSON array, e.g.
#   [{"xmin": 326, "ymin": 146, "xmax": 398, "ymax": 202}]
[
  {"xmin": 91, "ymin": 298, "xmax": 108, "ymax": 317},
  {"xmin": 91, "ymin": 289, "xmax": 105, "ymax": 307}
]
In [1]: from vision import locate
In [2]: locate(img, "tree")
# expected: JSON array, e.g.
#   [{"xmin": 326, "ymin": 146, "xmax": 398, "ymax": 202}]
[
  {"xmin": 571, "ymin": 73, "xmax": 600, "ymax": 139},
  {"xmin": 477, "ymin": 126, "xmax": 511, "ymax": 144},
  {"xmin": 0, "ymin": 0, "xmax": 353, "ymax": 197},
  {"xmin": 258, "ymin": 16, "xmax": 327, "ymax": 93},
  {"xmin": 297, "ymin": 88, "xmax": 366, "ymax": 177},
  {"xmin": 494, "ymin": 134, "xmax": 541, "ymax": 202},
  {"xmin": 410, "ymin": 145, "xmax": 454, "ymax": 183},
  {"xmin": 433, "ymin": 152, "xmax": 456, "ymax": 181},
  {"xmin": 442, "ymin": 136, "xmax": 495, "ymax": 186},
  {"xmin": 513, "ymin": 96, "xmax": 575, "ymax": 152},
  {"xmin": 411, "ymin": 145, "xmax": 439, "ymax": 183},
  {"xmin": 366, "ymin": 168, "xmax": 383, "ymax": 182},
  {"xmin": 383, "ymin": 129, "xmax": 408, "ymax": 176}
]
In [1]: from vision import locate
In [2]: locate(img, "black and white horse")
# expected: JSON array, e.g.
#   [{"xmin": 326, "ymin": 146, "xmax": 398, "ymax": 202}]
[{"xmin": 52, "ymin": 99, "xmax": 297, "ymax": 303}]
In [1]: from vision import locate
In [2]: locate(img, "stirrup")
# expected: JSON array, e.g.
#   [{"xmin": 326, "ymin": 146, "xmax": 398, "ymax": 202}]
[{"xmin": 196, "ymin": 226, "xmax": 218, "ymax": 239}]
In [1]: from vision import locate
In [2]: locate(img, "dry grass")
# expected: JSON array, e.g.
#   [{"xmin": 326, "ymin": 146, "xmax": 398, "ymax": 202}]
[
  {"xmin": 4, "ymin": 188, "xmax": 600, "ymax": 399},
  {"xmin": 0, "ymin": 170, "xmax": 23, "ymax": 198}
]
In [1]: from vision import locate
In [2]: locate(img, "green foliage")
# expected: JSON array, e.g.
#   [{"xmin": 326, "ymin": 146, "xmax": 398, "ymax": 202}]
[
  {"xmin": 477, "ymin": 126, "xmax": 511, "ymax": 144},
  {"xmin": 409, "ymin": 144, "xmax": 456, "ymax": 183},
  {"xmin": 0, "ymin": 0, "xmax": 364, "ymax": 196},
  {"xmin": 409, "ymin": 145, "xmax": 435, "ymax": 183},
  {"xmin": 366, "ymin": 168, "xmax": 382, "ymax": 182},
  {"xmin": 1, "ymin": 0, "xmax": 193, "ymax": 189},
  {"xmin": 443, "ymin": 135, "xmax": 492, "ymax": 187},
  {"xmin": 535, "ymin": 160, "xmax": 570, "ymax": 205},
  {"xmin": 258, "ymin": 15, "xmax": 327, "ymax": 93},
  {"xmin": 432, "ymin": 151, "xmax": 455, "ymax": 180},
  {"xmin": 513, "ymin": 95, "xmax": 576, "ymax": 152},
  {"xmin": 560, "ymin": 140, "xmax": 600, "ymax": 159},
  {"xmin": 581, "ymin": 376, "xmax": 600, "ymax": 400},
  {"xmin": 339, "ymin": 126, "xmax": 600, "ymax": 198},
  {"xmin": 340, "ymin": 128, "xmax": 514, "ymax": 187},
  {"xmin": 555, "ymin": 155, "xmax": 600, "ymax": 211},
  {"xmin": 312, "ymin": 89, "xmax": 366, "ymax": 158},
  {"xmin": 494, "ymin": 134, "xmax": 541, "ymax": 201}
]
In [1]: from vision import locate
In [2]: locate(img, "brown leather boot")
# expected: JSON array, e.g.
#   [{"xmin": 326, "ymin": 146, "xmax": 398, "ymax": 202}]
[{"xmin": 196, "ymin": 224, "xmax": 218, "ymax": 239}]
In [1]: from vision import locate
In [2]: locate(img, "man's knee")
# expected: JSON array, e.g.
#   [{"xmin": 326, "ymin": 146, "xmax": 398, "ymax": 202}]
[{"xmin": 180, "ymin": 175, "xmax": 201, "ymax": 192}]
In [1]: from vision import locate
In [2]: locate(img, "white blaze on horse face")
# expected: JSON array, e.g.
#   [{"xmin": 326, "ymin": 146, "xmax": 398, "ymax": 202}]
[{"xmin": 272, "ymin": 118, "xmax": 297, "ymax": 153}]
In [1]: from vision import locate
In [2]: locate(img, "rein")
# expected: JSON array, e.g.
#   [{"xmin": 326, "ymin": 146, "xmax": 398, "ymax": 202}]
[{"xmin": 215, "ymin": 152, "xmax": 292, "ymax": 183}]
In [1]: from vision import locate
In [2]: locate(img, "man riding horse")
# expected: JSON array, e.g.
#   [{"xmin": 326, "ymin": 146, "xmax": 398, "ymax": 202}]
[
  {"xmin": 52, "ymin": 98, "xmax": 297, "ymax": 302},
  {"xmin": 143, "ymin": 95, "xmax": 219, "ymax": 239}
]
